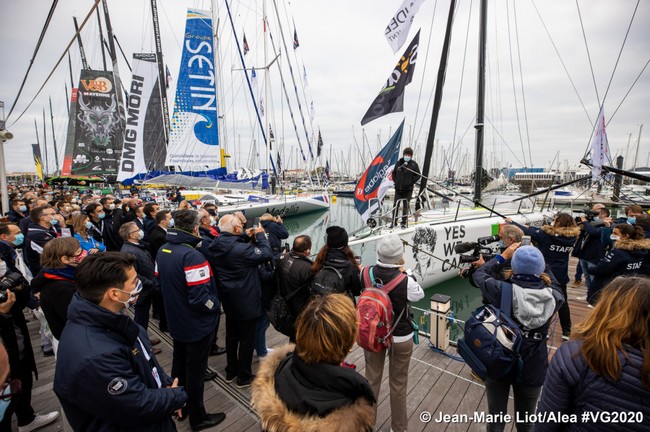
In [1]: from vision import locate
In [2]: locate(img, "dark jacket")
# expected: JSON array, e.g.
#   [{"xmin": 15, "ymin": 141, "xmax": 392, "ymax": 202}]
[
  {"xmin": 121, "ymin": 241, "xmax": 156, "ymax": 292},
  {"xmin": 365, "ymin": 265, "xmax": 411, "ymax": 337},
  {"xmin": 198, "ymin": 226, "xmax": 218, "ymax": 269},
  {"xmin": 587, "ymin": 237, "xmax": 650, "ymax": 297},
  {"xmin": 321, "ymin": 248, "xmax": 362, "ymax": 297},
  {"xmin": 535, "ymin": 340, "xmax": 650, "ymax": 432},
  {"xmin": 24, "ymin": 221, "xmax": 59, "ymax": 276},
  {"xmin": 393, "ymin": 158, "xmax": 421, "ymax": 192},
  {"xmin": 260, "ymin": 220, "xmax": 289, "ymax": 259},
  {"xmin": 276, "ymin": 251, "xmax": 314, "ymax": 317},
  {"xmin": 209, "ymin": 231, "xmax": 273, "ymax": 321},
  {"xmin": 54, "ymin": 294, "xmax": 187, "ymax": 432},
  {"xmin": 510, "ymin": 222, "xmax": 580, "ymax": 285},
  {"xmin": 88, "ymin": 218, "xmax": 122, "ymax": 252},
  {"xmin": 251, "ymin": 344, "xmax": 376, "ymax": 432},
  {"xmin": 572, "ymin": 221, "xmax": 608, "ymax": 264},
  {"xmin": 0, "ymin": 279, "xmax": 37, "ymax": 382},
  {"xmin": 155, "ymin": 229, "xmax": 219, "ymax": 343},
  {"xmin": 31, "ymin": 267, "xmax": 76, "ymax": 340},
  {"xmin": 6, "ymin": 208, "xmax": 26, "ymax": 223},
  {"xmin": 472, "ymin": 256, "xmax": 563, "ymax": 386},
  {"xmin": 148, "ymin": 226, "xmax": 167, "ymax": 261}
]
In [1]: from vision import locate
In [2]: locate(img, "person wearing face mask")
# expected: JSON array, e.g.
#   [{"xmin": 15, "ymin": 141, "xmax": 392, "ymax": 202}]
[
  {"xmin": 587, "ymin": 224, "xmax": 650, "ymax": 305},
  {"xmin": 85, "ymin": 202, "xmax": 122, "ymax": 252},
  {"xmin": 155, "ymin": 210, "xmax": 225, "ymax": 430},
  {"xmin": 54, "ymin": 253, "xmax": 187, "ymax": 432},
  {"xmin": 391, "ymin": 147, "xmax": 421, "ymax": 229},
  {"xmin": 119, "ymin": 222, "xmax": 160, "ymax": 353},
  {"xmin": 24, "ymin": 205, "xmax": 61, "ymax": 278},
  {"xmin": 148, "ymin": 210, "xmax": 173, "ymax": 334},
  {"xmin": 143, "ymin": 203, "xmax": 159, "ymax": 237},
  {"xmin": 72, "ymin": 214, "xmax": 106, "ymax": 254},
  {"xmin": 6, "ymin": 199, "xmax": 27, "ymax": 223},
  {"xmin": 31, "ymin": 238, "xmax": 87, "ymax": 356},
  {"xmin": 600, "ymin": 204, "xmax": 645, "ymax": 252}
]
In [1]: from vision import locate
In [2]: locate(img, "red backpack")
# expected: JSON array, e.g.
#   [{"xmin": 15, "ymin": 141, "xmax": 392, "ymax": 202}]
[{"xmin": 356, "ymin": 266, "xmax": 407, "ymax": 352}]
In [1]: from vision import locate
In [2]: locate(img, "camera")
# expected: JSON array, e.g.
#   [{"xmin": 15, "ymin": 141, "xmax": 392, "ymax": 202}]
[
  {"xmin": 455, "ymin": 235, "xmax": 501, "ymax": 264},
  {"xmin": 574, "ymin": 209, "xmax": 600, "ymax": 225},
  {"xmin": 0, "ymin": 272, "xmax": 23, "ymax": 303}
]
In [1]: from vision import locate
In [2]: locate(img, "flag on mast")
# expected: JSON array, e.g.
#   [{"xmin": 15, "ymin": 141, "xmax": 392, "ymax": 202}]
[
  {"xmin": 32, "ymin": 144, "xmax": 44, "ymax": 180},
  {"xmin": 243, "ymin": 32, "xmax": 250, "ymax": 55},
  {"xmin": 361, "ymin": 31, "xmax": 420, "ymax": 126},
  {"xmin": 590, "ymin": 106, "xmax": 610, "ymax": 182},
  {"xmin": 354, "ymin": 120, "xmax": 404, "ymax": 221},
  {"xmin": 385, "ymin": 0, "xmax": 425, "ymax": 53},
  {"xmin": 293, "ymin": 28, "xmax": 300, "ymax": 49},
  {"xmin": 317, "ymin": 129, "xmax": 324, "ymax": 157}
]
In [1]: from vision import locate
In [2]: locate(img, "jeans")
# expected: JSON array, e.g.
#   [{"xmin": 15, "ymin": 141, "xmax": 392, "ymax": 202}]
[
  {"xmin": 254, "ymin": 313, "xmax": 270, "ymax": 356},
  {"xmin": 484, "ymin": 377, "xmax": 541, "ymax": 432},
  {"xmin": 580, "ymin": 259, "xmax": 595, "ymax": 291},
  {"xmin": 557, "ymin": 282, "xmax": 571, "ymax": 333},
  {"xmin": 574, "ymin": 261, "xmax": 583, "ymax": 281},
  {"xmin": 225, "ymin": 316, "xmax": 258, "ymax": 381},
  {"xmin": 171, "ymin": 331, "xmax": 214, "ymax": 426}
]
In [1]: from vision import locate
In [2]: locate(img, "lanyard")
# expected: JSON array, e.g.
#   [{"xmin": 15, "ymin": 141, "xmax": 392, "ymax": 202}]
[{"xmin": 136, "ymin": 337, "xmax": 162, "ymax": 388}]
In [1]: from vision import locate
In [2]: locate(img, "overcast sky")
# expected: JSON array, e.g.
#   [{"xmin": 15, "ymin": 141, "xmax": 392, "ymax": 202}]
[{"xmin": 0, "ymin": 0, "xmax": 648, "ymax": 177}]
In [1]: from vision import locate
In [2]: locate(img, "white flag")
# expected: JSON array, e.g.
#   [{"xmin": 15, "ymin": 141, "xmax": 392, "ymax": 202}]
[
  {"xmin": 385, "ymin": 0, "xmax": 425, "ymax": 53},
  {"xmin": 590, "ymin": 106, "xmax": 609, "ymax": 182},
  {"xmin": 310, "ymin": 101, "xmax": 315, "ymax": 122}
]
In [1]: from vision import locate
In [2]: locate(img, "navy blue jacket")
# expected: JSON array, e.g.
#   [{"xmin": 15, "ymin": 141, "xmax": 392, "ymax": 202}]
[
  {"xmin": 509, "ymin": 222, "xmax": 580, "ymax": 285},
  {"xmin": 209, "ymin": 231, "xmax": 273, "ymax": 320},
  {"xmin": 6, "ymin": 208, "xmax": 26, "ymax": 223},
  {"xmin": 24, "ymin": 221, "xmax": 60, "ymax": 277},
  {"xmin": 472, "ymin": 256, "xmax": 563, "ymax": 386},
  {"xmin": 198, "ymin": 226, "xmax": 218, "ymax": 269},
  {"xmin": 54, "ymin": 294, "xmax": 187, "ymax": 431},
  {"xmin": 572, "ymin": 222, "xmax": 608, "ymax": 264},
  {"xmin": 155, "ymin": 229, "xmax": 219, "ymax": 343},
  {"xmin": 587, "ymin": 237, "xmax": 650, "ymax": 296},
  {"xmin": 260, "ymin": 219, "xmax": 289, "ymax": 259},
  {"xmin": 535, "ymin": 340, "xmax": 650, "ymax": 432},
  {"xmin": 120, "ymin": 241, "xmax": 156, "ymax": 292}
]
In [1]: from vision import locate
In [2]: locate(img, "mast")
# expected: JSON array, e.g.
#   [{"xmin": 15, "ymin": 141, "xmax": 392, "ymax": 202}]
[
  {"xmin": 101, "ymin": 0, "xmax": 126, "ymax": 135},
  {"xmin": 42, "ymin": 109, "xmax": 49, "ymax": 176},
  {"xmin": 95, "ymin": 6, "xmax": 107, "ymax": 70},
  {"xmin": 263, "ymin": 0, "xmax": 270, "ymax": 179},
  {"xmin": 150, "ymin": 0, "xmax": 171, "ymax": 144},
  {"xmin": 73, "ymin": 17, "xmax": 90, "ymax": 70},
  {"xmin": 474, "ymin": 0, "xmax": 487, "ymax": 203},
  {"xmin": 49, "ymin": 96, "xmax": 60, "ymax": 175},
  {"xmin": 418, "ymin": 0, "xmax": 457, "ymax": 195}
]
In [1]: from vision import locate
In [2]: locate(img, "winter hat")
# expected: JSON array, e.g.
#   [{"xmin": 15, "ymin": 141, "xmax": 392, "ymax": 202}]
[
  {"xmin": 377, "ymin": 234, "xmax": 404, "ymax": 264},
  {"xmin": 511, "ymin": 246, "xmax": 545, "ymax": 277},
  {"xmin": 326, "ymin": 226, "xmax": 349, "ymax": 249}
]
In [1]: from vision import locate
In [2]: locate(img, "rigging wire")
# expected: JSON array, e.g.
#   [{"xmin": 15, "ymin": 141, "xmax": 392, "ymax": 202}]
[
  {"xmin": 511, "ymin": 1, "xmax": 533, "ymax": 169},
  {"xmin": 5, "ymin": 0, "xmax": 61, "ymax": 123},
  {"xmin": 484, "ymin": 116, "xmax": 527, "ymax": 167},
  {"xmin": 608, "ymin": 58, "xmax": 650, "ymax": 127},
  {"xmin": 505, "ymin": 0, "xmax": 527, "ymax": 168},
  {"xmin": 575, "ymin": 0, "xmax": 600, "ymax": 108}
]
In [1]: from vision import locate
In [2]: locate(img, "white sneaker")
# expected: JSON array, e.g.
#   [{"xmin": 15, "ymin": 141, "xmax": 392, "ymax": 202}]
[
  {"xmin": 576, "ymin": 295, "xmax": 587, "ymax": 301},
  {"xmin": 19, "ymin": 412, "xmax": 59, "ymax": 432}
]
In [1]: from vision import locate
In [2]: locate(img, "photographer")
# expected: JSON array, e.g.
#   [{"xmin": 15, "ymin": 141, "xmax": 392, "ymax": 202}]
[{"xmin": 572, "ymin": 205, "xmax": 610, "ymax": 291}]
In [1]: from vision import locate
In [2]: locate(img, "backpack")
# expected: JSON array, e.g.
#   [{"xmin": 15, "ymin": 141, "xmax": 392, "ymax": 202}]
[
  {"xmin": 310, "ymin": 265, "xmax": 345, "ymax": 295},
  {"xmin": 457, "ymin": 282, "xmax": 523, "ymax": 380},
  {"xmin": 267, "ymin": 284, "xmax": 303, "ymax": 337},
  {"xmin": 356, "ymin": 266, "xmax": 407, "ymax": 352}
]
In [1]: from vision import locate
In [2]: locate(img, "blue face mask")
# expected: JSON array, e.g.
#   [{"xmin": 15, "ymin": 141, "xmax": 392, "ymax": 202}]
[
  {"xmin": 593, "ymin": 216, "xmax": 600, "ymax": 222},
  {"xmin": 50, "ymin": 217, "xmax": 59, "ymax": 225},
  {"xmin": 98, "ymin": 212, "xmax": 106, "ymax": 220},
  {"xmin": 0, "ymin": 384, "xmax": 12, "ymax": 421},
  {"xmin": 168, "ymin": 219, "xmax": 175, "ymax": 228},
  {"xmin": 497, "ymin": 240, "xmax": 504, "ymax": 248},
  {"xmin": 628, "ymin": 217, "xmax": 636, "ymax": 224},
  {"xmin": 12, "ymin": 233, "xmax": 24, "ymax": 247},
  {"xmin": 85, "ymin": 221, "xmax": 94, "ymax": 230},
  {"xmin": 18, "ymin": 206, "xmax": 27, "ymax": 212},
  {"xmin": 403, "ymin": 156, "xmax": 412, "ymax": 162}
]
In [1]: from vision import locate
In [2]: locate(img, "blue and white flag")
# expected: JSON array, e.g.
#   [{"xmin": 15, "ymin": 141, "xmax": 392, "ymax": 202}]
[
  {"xmin": 385, "ymin": 0, "xmax": 425, "ymax": 53},
  {"xmin": 166, "ymin": 9, "xmax": 220, "ymax": 169}
]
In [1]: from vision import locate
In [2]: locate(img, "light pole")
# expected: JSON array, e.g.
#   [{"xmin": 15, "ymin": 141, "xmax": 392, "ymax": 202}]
[{"xmin": 0, "ymin": 128, "xmax": 13, "ymax": 216}]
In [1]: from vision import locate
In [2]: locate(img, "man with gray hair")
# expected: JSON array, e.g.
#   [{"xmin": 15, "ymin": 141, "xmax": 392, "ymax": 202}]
[
  {"xmin": 209, "ymin": 214, "xmax": 273, "ymax": 388},
  {"xmin": 155, "ymin": 209, "xmax": 225, "ymax": 430}
]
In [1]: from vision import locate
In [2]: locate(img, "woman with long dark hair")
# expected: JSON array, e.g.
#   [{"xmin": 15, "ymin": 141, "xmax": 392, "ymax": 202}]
[{"xmin": 311, "ymin": 226, "xmax": 362, "ymax": 298}]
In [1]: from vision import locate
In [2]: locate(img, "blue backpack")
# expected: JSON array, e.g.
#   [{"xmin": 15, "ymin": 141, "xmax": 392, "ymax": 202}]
[{"xmin": 457, "ymin": 282, "xmax": 523, "ymax": 380}]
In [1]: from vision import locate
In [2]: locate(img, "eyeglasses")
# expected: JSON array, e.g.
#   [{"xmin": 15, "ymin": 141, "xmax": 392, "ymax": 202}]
[{"xmin": 0, "ymin": 379, "xmax": 22, "ymax": 401}]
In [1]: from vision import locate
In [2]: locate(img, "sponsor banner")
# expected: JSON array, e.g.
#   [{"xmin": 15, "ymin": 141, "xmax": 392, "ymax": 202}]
[
  {"xmin": 118, "ymin": 53, "xmax": 166, "ymax": 182},
  {"xmin": 32, "ymin": 144, "xmax": 44, "ymax": 180},
  {"xmin": 70, "ymin": 70, "xmax": 122, "ymax": 175},
  {"xmin": 166, "ymin": 9, "xmax": 220, "ymax": 169},
  {"xmin": 354, "ymin": 120, "xmax": 404, "ymax": 221},
  {"xmin": 385, "ymin": 0, "xmax": 425, "ymax": 53}
]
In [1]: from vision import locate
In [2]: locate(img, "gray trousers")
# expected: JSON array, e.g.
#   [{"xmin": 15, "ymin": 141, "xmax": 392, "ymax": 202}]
[{"xmin": 364, "ymin": 339, "xmax": 414, "ymax": 432}]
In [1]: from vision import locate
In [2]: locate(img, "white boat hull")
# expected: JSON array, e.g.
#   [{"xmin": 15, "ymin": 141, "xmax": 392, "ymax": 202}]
[{"xmin": 217, "ymin": 194, "xmax": 330, "ymax": 219}]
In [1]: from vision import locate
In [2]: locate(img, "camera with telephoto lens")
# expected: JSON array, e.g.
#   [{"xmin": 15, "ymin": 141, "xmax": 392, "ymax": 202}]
[
  {"xmin": 0, "ymin": 272, "xmax": 23, "ymax": 304},
  {"xmin": 455, "ymin": 235, "xmax": 501, "ymax": 265},
  {"xmin": 575, "ymin": 209, "xmax": 600, "ymax": 225}
]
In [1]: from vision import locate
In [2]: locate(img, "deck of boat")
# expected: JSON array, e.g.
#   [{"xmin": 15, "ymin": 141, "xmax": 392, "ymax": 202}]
[{"xmin": 17, "ymin": 260, "xmax": 590, "ymax": 432}]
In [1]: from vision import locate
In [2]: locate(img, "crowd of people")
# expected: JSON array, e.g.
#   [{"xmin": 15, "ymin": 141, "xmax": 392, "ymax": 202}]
[{"xmin": 0, "ymin": 184, "xmax": 649, "ymax": 432}]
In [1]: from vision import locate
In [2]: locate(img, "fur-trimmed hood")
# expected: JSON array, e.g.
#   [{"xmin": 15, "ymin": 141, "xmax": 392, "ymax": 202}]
[
  {"xmin": 541, "ymin": 225, "xmax": 581, "ymax": 238},
  {"xmin": 251, "ymin": 344, "xmax": 376, "ymax": 432},
  {"xmin": 614, "ymin": 237, "xmax": 650, "ymax": 251}
]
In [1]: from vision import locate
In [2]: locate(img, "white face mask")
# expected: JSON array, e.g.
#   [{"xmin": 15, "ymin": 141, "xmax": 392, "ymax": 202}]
[
  {"xmin": 117, "ymin": 280, "xmax": 143, "ymax": 306},
  {"xmin": 108, "ymin": 203, "xmax": 116, "ymax": 210},
  {"xmin": 610, "ymin": 235, "xmax": 620, "ymax": 241},
  {"xmin": 137, "ymin": 230, "xmax": 144, "ymax": 241}
]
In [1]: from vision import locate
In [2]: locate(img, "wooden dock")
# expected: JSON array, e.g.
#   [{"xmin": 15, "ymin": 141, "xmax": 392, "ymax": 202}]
[{"xmin": 16, "ymin": 262, "xmax": 591, "ymax": 432}]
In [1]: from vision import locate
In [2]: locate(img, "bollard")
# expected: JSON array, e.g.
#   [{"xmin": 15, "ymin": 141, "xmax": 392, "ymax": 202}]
[
  {"xmin": 430, "ymin": 293, "xmax": 452, "ymax": 350},
  {"xmin": 331, "ymin": 195, "xmax": 337, "ymax": 204}
]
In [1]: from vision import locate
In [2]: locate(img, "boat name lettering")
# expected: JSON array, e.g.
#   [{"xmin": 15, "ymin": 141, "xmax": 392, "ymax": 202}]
[
  {"xmin": 119, "ymin": 75, "xmax": 145, "ymax": 174},
  {"xmin": 443, "ymin": 225, "xmax": 466, "ymax": 240},
  {"xmin": 443, "ymin": 241, "xmax": 461, "ymax": 257},
  {"xmin": 441, "ymin": 256, "xmax": 460, "ymax": 273},
  {"xmin": 185, "ymin": 39, "xmax": 217, "ymax": 112}
]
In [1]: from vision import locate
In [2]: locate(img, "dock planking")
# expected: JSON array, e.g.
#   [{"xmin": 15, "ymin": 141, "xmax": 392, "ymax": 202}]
[{"xmin": 16, "ymin": 260, "xmax": 591, "ymax": 432}]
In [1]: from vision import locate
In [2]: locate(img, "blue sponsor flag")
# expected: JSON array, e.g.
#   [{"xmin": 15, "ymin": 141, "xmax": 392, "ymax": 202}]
[{"xmin": 353, "ymin": 120, "xmax": 404, "ymax": 221}]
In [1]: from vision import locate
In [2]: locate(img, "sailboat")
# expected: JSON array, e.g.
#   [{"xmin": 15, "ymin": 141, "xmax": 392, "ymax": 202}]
[{"xmin": 349, "ymin": 0, "xmax": 555, "ymax": 288}]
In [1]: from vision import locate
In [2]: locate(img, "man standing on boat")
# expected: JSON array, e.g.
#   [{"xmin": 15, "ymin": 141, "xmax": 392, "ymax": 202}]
[{"xmin": 392, "ymin": 147, "xmax": 421, "ymax": 229}]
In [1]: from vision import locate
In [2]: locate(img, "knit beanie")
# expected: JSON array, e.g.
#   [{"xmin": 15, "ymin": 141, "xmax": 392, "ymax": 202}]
[
  {"xmin": 377, "ymin": 234, "xmax": 404, "ymax": 264},
  {"xmin": 511, "ymin": 246, "xmax": 545, "ymax": 276},
  {"xmin": 326, "ymin": 226, "xmax": 348, "ymax": 249}
]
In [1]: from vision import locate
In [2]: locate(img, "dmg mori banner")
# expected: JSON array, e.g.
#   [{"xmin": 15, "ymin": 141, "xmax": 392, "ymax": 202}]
[
  {"xmin": 71, "ymin": 70, "xmax": 122, "ymax": 175},
  {"xmin": 118, "ymin": 53, "xmax": 166, "ymax": 182}
]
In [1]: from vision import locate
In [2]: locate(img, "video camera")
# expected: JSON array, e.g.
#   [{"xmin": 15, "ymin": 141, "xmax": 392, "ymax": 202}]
[
  {"xmin": 574, "ymin": 209, "xmax": 603, "ymax": 225},
  {"xmin": 0, "ymin": 272, "xmax": 23, "ymax": 304},
  {"xmin": 454, "ymin": 235, "xmax": 501, "ymax": 264}
]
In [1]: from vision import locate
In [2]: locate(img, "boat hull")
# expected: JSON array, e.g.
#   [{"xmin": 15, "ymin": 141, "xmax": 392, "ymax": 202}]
[{"xmin": 217, "ymin": 194, "xmax": 330, "ymax": 219}]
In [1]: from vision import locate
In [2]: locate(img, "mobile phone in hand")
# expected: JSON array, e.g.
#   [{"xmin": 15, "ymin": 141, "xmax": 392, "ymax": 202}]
[
  {"xmin": 252, "ymin": 217, "xmax": 260, "ymax": 229},
  {"xmin": 521, "ymin": 235, "xmax": 531, "ymax": 246}
]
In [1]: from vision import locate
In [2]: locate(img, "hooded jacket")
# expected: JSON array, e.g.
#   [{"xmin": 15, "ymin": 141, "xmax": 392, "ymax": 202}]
[
  {"xmin": 54, "ymin": 294, "xmax": 187, "ymax": 432},
  {"xmin": 209, "ymin": 231, "xmax": 273, "ymax": 320},
  {"xmin": 320, "ymin": 248, "xmax": 362, "ymax": 297},
  {"xmin": 24, "ymin": 221, "xmax": 59, "ymax": 276},
  {"xmin": 6, "ymin": 208, "xmax": 26, "ymax": 223},
  {"xmin": 587, "ymin": 237, "xmax": 650, "ymax": 296},
  {"xmin": 154, "ymin": 229, "xmax": 219, "ymax": 343},
  {"xmin": 393, "ymin": 158, "xmax": 421, "ymax": 192},
  {"xmin": 31, "ymin": 267, "xmax": 76, "ymax": 340},
  {"xmin": 472, "ymin": 256, "xmax": 563, "ymax": 386},
  {"xmin": 509, "ymin": 222, "xmax": 580, "ymax": 285},
  {"xmin": 276, "ymin": 251, "xmax": 314, "ymax": 317},
  {"xmin": 535, "ymin": 340, "xmax": 650, "ymax": 432},
  {"xmin": 572, "ymin": 221, "xmax": 608, "ymax": 263},
  {"xmin": 260, "ymin": 218, "xmax": 289, "ymax": 258},
  {"xmin": 251, "ymin": 344, "xmax": 376, "ymax": 432},
  {"xmin": 120, "ymin": 241, "xmax": 156, "ymax": 292}
]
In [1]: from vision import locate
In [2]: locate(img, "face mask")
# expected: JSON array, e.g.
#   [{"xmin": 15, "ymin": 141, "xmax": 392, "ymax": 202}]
[
  {"xmin": 497, "ymin": 240, "xmax": 504, "ymax": 248},
  {"xmin": 628, "ymin": 217, "xmax": 636, "ymax": 224},
  {"xmin": 85, "ymin": 221, "xmax": 94, "ymax": 230},
  {"xmin": 108, "ymin": 204, "xmax": 115, "ymax": 210},
  {"xmin": 72, "ymin": 250, "xmax": 88, "ymax": 264},
  {"xmin": 403, "ymin": 156, "xmax": 411, "ymax": 162},
  {"xmin": 117, "ymin": 280, "xmax": 143, "ymax": 306},
  {"xmin": 610, "ymin": 235, "xmax": 620, "ymax": 241},
  {"xmin": 18, "ymin": 205, "xmax": 27, "ymax": 212},
  {"xmin": 12, "ymin": 233, "xmax": 24, "ymax": 247},
  {"xmin": 593, "ymin": 217, "xmax": 600, "ymax": 222},
  {"xmin": 50, "ymin": 217, "xmax": 59, "ymax": 225},
  {"xmin": 210, "ymin": 216, "xmax": 217, "ymax": 226},
  {"xmin": 98, "ymin": 212, "xmax": 106, "ymax": 219},
  {"xmin": 168, "ymin": 219, "xmax": 174, "ymax": 228},
  {"xmin": 0, "ymin": 384, "xmax": 13, "ymax": 421},
  {"xmin": 137, "ymin": 230, "xmax": 144, "ymax": 241}
]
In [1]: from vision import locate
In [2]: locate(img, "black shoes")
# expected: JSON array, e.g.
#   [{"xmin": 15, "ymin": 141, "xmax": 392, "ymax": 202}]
[
  {"xmin": 235, "ymin": 375, "xmax": 256, "ymax": 389},
  {"xmin": 191, "ymin": 413, "xmax": 226, "ymax": 431},
  {"xmin": 204, "ymin": 371, "xmax": 218, "ymax": 381},
  {"xmin": 209, "ymin": 345, "xmax": 226, "ymax": 356}
]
